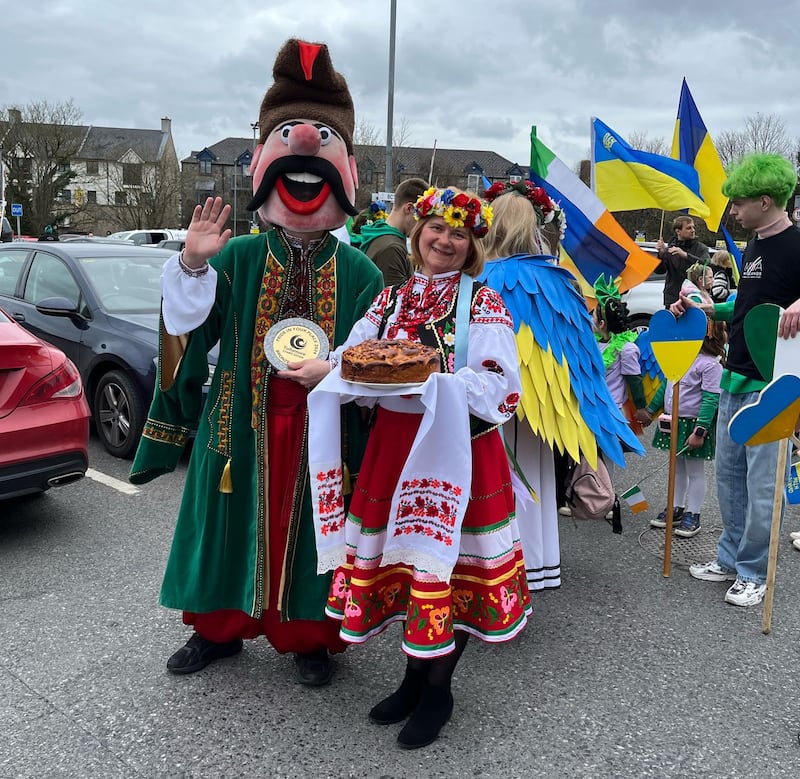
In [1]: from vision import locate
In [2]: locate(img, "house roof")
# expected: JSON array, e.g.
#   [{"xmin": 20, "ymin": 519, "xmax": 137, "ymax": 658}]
[
  {"xmin": 0, "ymin": 121, "xmax": 170, "ymax": 163},
  {"xmin": 182, "ymin": 139, "xmax": 527, "ymax": 178},
  {"xmin": 77, "ymin": 126, "xmax": 167, "ymax": 162}
]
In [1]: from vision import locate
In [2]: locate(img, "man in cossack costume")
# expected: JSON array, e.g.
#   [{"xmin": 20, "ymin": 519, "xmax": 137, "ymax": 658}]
[{"xmin": 130, "ymin": 38, "xmax": 383, "ymax": 685}]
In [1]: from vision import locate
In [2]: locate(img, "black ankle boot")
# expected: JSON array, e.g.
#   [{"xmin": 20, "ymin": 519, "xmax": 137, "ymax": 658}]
[
  {"xmin": 369, "ymin": 667, "xmax": 427, "ymax": 724},
  {"xmin": 396, "ymin": 685, "xmax": 454, "ymax": 749}
]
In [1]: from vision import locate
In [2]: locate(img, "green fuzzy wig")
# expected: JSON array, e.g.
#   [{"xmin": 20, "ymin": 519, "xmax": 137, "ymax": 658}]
[{"xmin": 722, "ymin": 153, "xmax": 797, "ymax": 207}]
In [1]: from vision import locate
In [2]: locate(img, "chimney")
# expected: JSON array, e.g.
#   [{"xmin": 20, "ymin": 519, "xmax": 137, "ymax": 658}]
[
  {"xmin": 9, "ymin": 107, "xmax": 22, "ymax": 125},
  {"xmin": 161, "ymin": 116, "xmax": 172, "ymax": 134}
]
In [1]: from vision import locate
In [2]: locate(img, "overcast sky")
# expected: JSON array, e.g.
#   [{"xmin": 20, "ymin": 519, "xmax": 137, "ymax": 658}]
[{"xmin": 2, "ymin": 0, "xmax": 799, "ymax": 172}]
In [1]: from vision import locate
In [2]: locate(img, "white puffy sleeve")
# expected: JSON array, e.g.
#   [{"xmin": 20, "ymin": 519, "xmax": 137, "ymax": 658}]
[
  {"xmin": 455, "ymin": 286, "xmax": 522, "ymax": 424},
  {"xmin": 160, "ymin": 253, "xmax": 218, "ymax": 336}
]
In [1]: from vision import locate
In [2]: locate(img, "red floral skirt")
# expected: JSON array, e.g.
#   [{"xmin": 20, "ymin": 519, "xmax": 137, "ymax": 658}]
[{"xmin": 326, "ymin": 406, "xmax": 531, "ymax": 658}]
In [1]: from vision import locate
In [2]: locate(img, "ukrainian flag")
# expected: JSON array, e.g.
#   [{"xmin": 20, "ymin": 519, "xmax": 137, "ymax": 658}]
[
  {"xmin": 592, "ymin": 117, "xmax": 710, "ymax": 220},
  {"xmin": 671, "ymin": 79, "xmax": 728, "ymax": 232},
  {"xmin": 529, "ymin": 127, "xmax": 658, "ymax": 300}
]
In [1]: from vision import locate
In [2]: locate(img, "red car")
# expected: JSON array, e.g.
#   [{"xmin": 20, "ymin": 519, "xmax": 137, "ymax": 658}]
[{"xmin": 0, "ymin": 306, "xmax": 90, "ymax": 499}]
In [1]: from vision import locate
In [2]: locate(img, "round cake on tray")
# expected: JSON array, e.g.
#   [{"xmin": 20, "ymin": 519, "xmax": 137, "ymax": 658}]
[{"xmin": 340, "ymin": 339, "xmax": 441, "ymax": 384}]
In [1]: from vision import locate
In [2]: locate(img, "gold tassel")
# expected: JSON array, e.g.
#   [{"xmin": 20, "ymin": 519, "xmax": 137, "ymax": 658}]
[
  {"xmin": 218, "ymin": 458, "xmax": 233, "ymax": 494},
  {"xmin": 342, "ymin": 463, "xmax": 352, "ymax": 496}
]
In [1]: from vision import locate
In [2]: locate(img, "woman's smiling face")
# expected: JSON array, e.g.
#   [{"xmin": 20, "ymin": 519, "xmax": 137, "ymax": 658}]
[{"xmin": 417, "ymin": 216, "xmax": 470, "ymax": 276}]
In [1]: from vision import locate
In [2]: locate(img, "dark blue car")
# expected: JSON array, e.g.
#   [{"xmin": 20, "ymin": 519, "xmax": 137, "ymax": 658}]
[{"xmin": 0, "ymin": 241, "xmax": 217, "ymax": 458}]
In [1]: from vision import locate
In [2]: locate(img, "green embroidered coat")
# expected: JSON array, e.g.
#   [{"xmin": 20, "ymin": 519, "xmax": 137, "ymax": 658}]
[{"xmin": 130, "ymin": 230, "xmax": 384, "ymax": 620}]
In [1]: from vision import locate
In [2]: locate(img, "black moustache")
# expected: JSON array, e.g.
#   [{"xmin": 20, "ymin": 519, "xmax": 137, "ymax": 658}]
[{"xmin": 246, "ymin": 155, "xmax": 358, "ymax": 216}]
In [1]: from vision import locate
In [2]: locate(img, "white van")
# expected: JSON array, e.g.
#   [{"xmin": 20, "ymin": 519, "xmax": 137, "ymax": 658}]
[{"xmin": 108, "ymin": 228, "xmax": 187, "ymax": 246}]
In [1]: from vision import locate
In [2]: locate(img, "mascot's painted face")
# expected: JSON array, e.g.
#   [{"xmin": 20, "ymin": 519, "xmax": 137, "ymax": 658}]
[{"xmin": 248, "ymin": 118, "xmax": 358, "ymax": 233}]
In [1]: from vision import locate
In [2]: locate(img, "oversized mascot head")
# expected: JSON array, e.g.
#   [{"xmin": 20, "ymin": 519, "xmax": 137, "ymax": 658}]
[{"xmin": 246, "ymin": 39, "xmax": 358, "ymax": 233}]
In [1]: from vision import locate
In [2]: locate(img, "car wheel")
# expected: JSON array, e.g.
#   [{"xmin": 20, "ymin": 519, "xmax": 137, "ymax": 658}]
[
  {"xmin": 93, "ymin": 369, "xmax": 145, "ymax": 459},
  {"xmin": 629, "ymin": 315, "xmax": 651, "ymax": 334}
]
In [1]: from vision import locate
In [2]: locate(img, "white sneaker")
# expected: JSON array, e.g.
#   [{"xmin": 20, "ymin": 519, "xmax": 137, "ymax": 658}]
[
  {"xmin": 793, "ymin": 538, "xmax": 800, "ymax": 551},
  {"xmin": 790, "ymin": 531, "xmax": 800, "ymax": 541},
  {"xmin": 558, "ymin": 506, "xmax": 572, "ymax": 517},
  {"xmin": 689, "ymin": 559, "xmax": 737, "ymax": 582},
  {"xmin": 724, "ymin": 578, "xmax": 766, "ymax": 607}
]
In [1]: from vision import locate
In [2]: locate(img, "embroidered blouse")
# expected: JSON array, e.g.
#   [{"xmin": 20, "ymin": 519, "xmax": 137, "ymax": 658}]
[{"xmin": 334, "ymin": 270, "xmax": 522, "ymax": 424}]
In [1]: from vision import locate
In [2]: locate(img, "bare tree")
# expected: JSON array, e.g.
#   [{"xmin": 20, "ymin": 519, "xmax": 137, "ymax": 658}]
[
  {"xmin": 1, "ymin": 99, "xmax": 85, "ymax": 235},
  {"xmin": 627, "ymin": 130, "xmax": 669, "ymax": 156},
  {"xmin": 716, "ymin": 113, "xmax": 791, "ymax": 168},
  {"xmin": 100, "ymin": 154, "xmax": 181, "ymax": 230}
]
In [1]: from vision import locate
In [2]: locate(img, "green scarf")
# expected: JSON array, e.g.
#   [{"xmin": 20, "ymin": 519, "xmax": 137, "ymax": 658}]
[{"xmin": 599, "ymin": 331, "xmax": 638, "ymax": 370}]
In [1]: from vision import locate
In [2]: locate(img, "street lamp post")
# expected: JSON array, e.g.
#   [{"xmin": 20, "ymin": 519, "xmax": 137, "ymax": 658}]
[
  {"xmin": 250, "ymin": 122, "xmax": 259, "ymax": 232},
  {"xmin": 385, "ymin": 0, "xmax": 397, "ymax": 193}
]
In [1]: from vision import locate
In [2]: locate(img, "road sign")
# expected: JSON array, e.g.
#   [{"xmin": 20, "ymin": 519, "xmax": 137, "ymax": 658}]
[{"xmin": 11, "ymin": 203, "xmax": 22, "ymax": 217}]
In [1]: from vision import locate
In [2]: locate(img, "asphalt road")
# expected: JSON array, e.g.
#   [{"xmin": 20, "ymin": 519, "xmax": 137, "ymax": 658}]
[{"xmin": 2, "ymin": 433, "xmax": 800, "ymax": 778}]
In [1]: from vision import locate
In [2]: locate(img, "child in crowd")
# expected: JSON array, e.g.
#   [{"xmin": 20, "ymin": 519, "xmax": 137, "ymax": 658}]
[
  {"xmin": 592, "ymin": 276, "xmax": 646, "ymax": 485},
  {"xmin": 709, "ymin": 250, "xmax": 735, "ymax": 302},
  {"xmin": 635, "ymin": 321, "xmax": 726, "ymax": 536}
]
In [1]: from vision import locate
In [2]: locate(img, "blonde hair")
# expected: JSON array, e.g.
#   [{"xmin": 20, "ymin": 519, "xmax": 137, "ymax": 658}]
[
  {"xmin": 712, "ymin": 249, "xmax": 732, "ymax": 269},
  {"xmin": 687, "ymin": 261, "xmax": 713, "ymax": 290},
  {"xmin": 482, "ymin": 192, "xmax": 547, "ymax": 259},
  {"xmin": 409, "ymin": 191, "xmax": 487, "ymax": 277}
]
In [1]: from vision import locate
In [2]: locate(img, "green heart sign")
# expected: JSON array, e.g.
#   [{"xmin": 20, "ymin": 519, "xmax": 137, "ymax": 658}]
[{"xmin": 744, "ymin": 303, "xmax": 782, "ymax": 382}]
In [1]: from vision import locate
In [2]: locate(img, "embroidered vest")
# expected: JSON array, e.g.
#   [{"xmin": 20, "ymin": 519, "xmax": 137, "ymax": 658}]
[{"xmin": 379, "ymin": 279, "xmax": 495, "ymax": 439}]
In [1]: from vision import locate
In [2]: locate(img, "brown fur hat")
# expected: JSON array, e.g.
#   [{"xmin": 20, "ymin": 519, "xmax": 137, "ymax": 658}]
[{"xmin": 258, "ymin": 38, "xmax": 354, "ymax": 153}]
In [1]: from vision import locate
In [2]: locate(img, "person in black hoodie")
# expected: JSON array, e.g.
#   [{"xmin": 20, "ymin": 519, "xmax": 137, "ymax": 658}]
[{"xmin": 655, "ymin": 215, "xmax": 709, "ymax": 306}]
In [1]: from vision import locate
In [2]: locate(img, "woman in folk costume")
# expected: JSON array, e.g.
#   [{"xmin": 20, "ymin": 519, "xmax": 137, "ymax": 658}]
[
  {"xmin": 478, "ymin": 182, "xmax": 644, "ymax": 587},
  {"xmin": 307, "ymin": 187, "xmax": 530, "ymax": 749}
]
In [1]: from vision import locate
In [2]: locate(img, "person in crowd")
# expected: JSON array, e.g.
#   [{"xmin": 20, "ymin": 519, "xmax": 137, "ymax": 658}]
[
  {"xmin": 655, "ymin": 216, "xmax": 710, "ymax": 306},
  {"xmin": 709, "ymin": 249, "xmax": 735, "ymax": 302},
  {"xmin": 686, "ymin": 261, "xmax": 714, "ymax": 301},
  {"xmin": 38, "ymin": 224, "xmax": 59, "ymax": 241},
  {"xmin": 129, "ymin": 39, "xmax": 384, "ymax": 683},
  {"xmin": 636, "ymin": 322, "xmax": 725, "ymax": 537},
  {"xmin": 308, "ymin": 186, "xmax": 530, "ymax": 749},
  {"xmin": 592, "ymin": 277, "xmax": 647, "ymax": 487},
  {"xmin": 359, "ymin": 178, "xmax": 429, "ymax": 286},
  {"xmin": 671, "ymin": 153, "xmax": 800, "ymax": 606}
]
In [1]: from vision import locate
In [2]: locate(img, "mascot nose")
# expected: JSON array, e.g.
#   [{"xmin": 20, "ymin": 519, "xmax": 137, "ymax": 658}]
[{"xmin": 288, "ymin": 124, "xmax": 321, "ymax": 156}]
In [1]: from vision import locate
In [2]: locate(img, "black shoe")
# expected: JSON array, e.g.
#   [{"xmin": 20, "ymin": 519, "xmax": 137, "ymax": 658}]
[
  {"xmin": 166, "ymin": 633, "xmax": 243, "ymax": 675},
  {"xmin": 397, "ymin": 685, "xmax": 454, "ymax": 749},
  {"xmin": 369, "ymin": 668, "xmax": 427, "ymax": 724},
  {"xmin": 294, "ymin": 649, "xmax": 334, "ymax": 687}
]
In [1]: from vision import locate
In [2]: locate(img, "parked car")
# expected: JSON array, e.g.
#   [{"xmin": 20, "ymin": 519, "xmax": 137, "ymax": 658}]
[
  {"xmin": 1, "ymin": 216, "xmax": 12, "ymax": 242},
  {"xmin": 154, "ymin": 238, "xmax": 186, "ymax": 252},
  {"xmin": 0, "ymin": 306, "xmax": 90, "ymax": 499},
  {"xmin": 0, "ymin": 242, "xmax": 217, "ymax": 459},
  {"xmin": 622, "ymin": 242, "xmax": 664, "ymax": 331},
  {"xmin": 108, "ymin": 229, "xmax": 187, "ymax": 246}
]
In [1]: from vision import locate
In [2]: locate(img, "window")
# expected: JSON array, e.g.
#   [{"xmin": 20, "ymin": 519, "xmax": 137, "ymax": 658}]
[
  {"xmin": 509, "ymin": 175, "xmax": 522, "ymax": 184},
  {"xmin": 19, "ymin": 158, "xmax": 32, "ymax": 179},
  {"xmin": 115, "ymin": 191, "xmax": 127, "ymax": 205},
  {"xmin": 466, "ymin": 174, "xmax": 480, "ymax": 192},
  {"xmin": 123, "ymin": 163, "xmax": 142, "ymax": 186},
  {"xmin": 199, "ymin": 159, "xmax": 212, "ymax": 175},
  {"xmin": 87, "ymin": 190, "xmax": 97, "ymax": 204},
  {"xmin": 60, "ymin": 190, "xmax": 72, "ymax": 203},
  {"xmin": 86, "ymin": 160, "xmax": 99, "ymax": 175},
  {"xmin": 0, "ymin": 249, "xmax": 28, "ymax": 296},
  {"xmin": 57, "ymin": 162, "xmax": 72, "ymax": 174},
  {"xmin": 24, "ymin": 253, "xmax": 80, "ymax": 308}
]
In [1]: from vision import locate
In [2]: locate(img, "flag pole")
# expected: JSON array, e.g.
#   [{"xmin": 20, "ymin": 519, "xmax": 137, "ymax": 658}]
[
  {"xmin": 762, "ymin": 440, "xmax": 789, "ymax": 634},
  {"xmin": 662, "ymin": 383, "xmax": 681, "ymax": 576}
]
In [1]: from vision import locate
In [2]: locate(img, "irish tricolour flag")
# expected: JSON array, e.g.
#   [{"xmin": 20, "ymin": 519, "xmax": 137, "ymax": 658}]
[{"xmin": 621, "ymin": 485, "xmax": 649, "ymax": 514}]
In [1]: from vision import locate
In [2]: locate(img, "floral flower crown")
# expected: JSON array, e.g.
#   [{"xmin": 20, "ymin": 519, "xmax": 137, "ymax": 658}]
[
  {"xmin": 413, "ymin": 187, "xmax": 493, "ymax": 237},
  {"xmin": 483, "ymin": 179, "xmax": 566, "ymax": 240},
  {"xmin": 369, "ymin": 200, "xmax": 389, "ymax": 222}
]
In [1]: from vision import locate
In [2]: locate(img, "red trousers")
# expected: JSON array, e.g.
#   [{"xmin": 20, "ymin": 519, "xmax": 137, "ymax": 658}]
[{"xmin": 184, "ymin": 377, "xmax": 346, "ymax": 655}]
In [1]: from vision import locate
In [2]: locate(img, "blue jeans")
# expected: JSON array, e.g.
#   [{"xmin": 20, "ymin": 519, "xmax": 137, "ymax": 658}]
[{"xmin": 715, "ymin": 390, "xmax": 791, "ymax": 584}]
